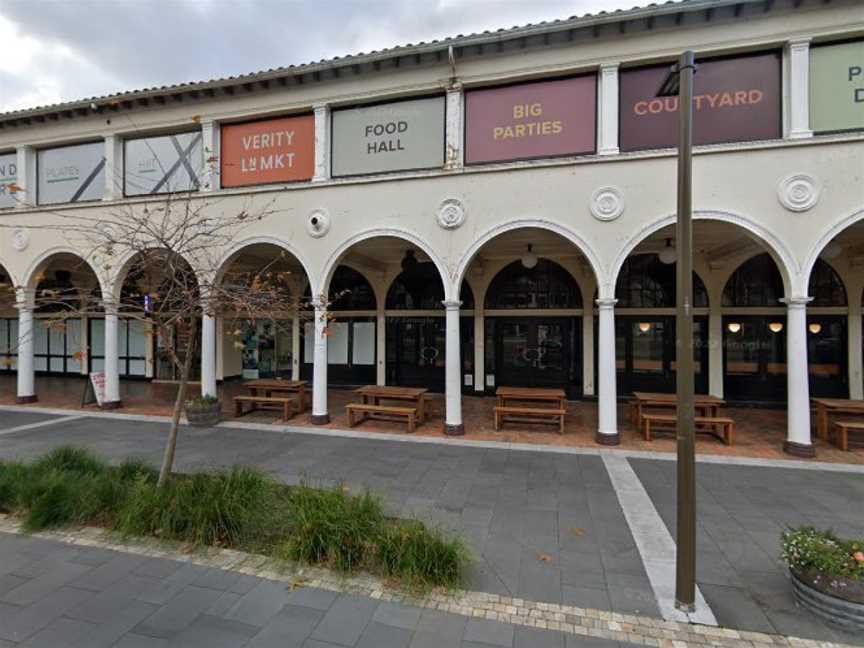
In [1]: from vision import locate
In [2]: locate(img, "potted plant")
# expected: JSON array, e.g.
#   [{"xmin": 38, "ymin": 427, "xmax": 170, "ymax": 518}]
[
  {"xmin": 781, "ymin": 527, "xmax": 864, "ymax": 631},
  {"xmin": 185, "ymin": 395, "xmax": 222, "ymax": 427}
]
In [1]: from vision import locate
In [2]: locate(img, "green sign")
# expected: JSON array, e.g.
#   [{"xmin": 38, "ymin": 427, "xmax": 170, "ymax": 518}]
[{"xmin": 810, "ymin": 41, "xmax": 864, "ymax": 133}]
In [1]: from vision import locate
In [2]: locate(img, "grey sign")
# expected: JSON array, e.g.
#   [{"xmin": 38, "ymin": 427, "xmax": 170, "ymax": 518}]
[
  {"xmin": 331, "ymin": 96, "xmax": 445, "ymax": 176},
  {"xmin": 124, "ymin": 131, "xmax": 203, "ymax": 196},
  {"xmin": 0, "ymin": 153, "xmax": 16, "ymax": 209},
  {"xmin": 37, "ymin": 142, "xmax": 105, "ymax": 205}
]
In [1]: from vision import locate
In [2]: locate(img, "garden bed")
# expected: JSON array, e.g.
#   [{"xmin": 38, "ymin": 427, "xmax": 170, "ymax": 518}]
[{"xmin": 0, "ymin": 447, "xmax": 468, "ymax": 589}]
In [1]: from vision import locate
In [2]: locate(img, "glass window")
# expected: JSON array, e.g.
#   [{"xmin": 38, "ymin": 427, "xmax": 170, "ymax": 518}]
[
  {"xmin": 324, "ymin": 266, "xmax": 376, "ymax": 311},
  {"xmin": 485, "ymin": 259, "xmax": 581, "ymax": 309},
  {"xmin": 386, "ymin": 262, "xmax": 474, "ymax": 309},
  {"xmin": 722, "ymin": 253, "xmax": 784, "ymax": 307},
  {"xmin": 616, "ymin": 254, "xmax": 708, "ymax": 308},
  {"xmin": 808, "ymin": 258, "xmax": 846, "ymax": 307}
]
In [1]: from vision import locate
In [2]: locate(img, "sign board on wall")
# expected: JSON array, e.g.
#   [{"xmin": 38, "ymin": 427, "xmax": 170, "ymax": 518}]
[
  {"xmin": 331, "ymin": 96, "xmax": 445, "ymax": 176},
  {"xmin": 37, "ymin": 142, "xmax": 105, "ymax": 205},
  {"xmin": 465, "ymin": 76, "xmax": 597, "ymax": 164},
  {"xmin": 221, "ymin": 114, "xmax": 315, "ymax": 187},
  {"xmin": 619, "ymin": 52, "xmax": 781, "ymax": 152},
  {"xmin": 0, "ymin": 153, "xmax": 16, "ymax": 209},
  {"xmin": 124, "ymin": 132, "xmax": 203, "ymax": 196},
  {"xmin": 810, "ymin": 41, "xmax": 864, "ymax": 133}
]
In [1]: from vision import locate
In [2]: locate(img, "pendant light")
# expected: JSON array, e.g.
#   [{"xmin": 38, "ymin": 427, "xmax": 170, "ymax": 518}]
[
  {"xmin": 727, "ymin": 322, "xmax": 742, "ymax": 333},
  {"xmin": 808, "ymin": 322, "xmax": 822, "ymax": 335},
  {"xmin": 638, "ymin": 322, "xmax": 652, "ymax": 333},
  {"xmin": 521, "ymin": 244, "xmax": 538, "ymax": 269},
  {"xmin": 401, "ymin": 249, "xmax": 418, "ymax": 273},
  {"xmin": 768, "ymin": 321, "xmax": 784, "ymax": 333},
  {"xmin": 658, "ymin": 238, "xmax": 676, "ymax": 265}
]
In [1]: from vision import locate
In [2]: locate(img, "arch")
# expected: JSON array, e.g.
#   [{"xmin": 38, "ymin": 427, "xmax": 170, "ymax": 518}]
[
  {"xmin": 304, "ymin": 265, "xmax": 377, "ymax": 310},
  {"xmin": 808, "ymin": 258, "xmax": 847, "ymax": 307},
  {"xmin": 23, "ymin": 246, "xmax": 105, "ymax": 296},
  {"xmin": 802, "ymin": 207, "xmax": 864, "ymax": 290},
  {"xmin": 615, "ymin": 253, "xmax": 709, "ymax": 308},
  {"xmin": 386, "ymin": 262, "xmax": 473, "ymax": 310},
  {"xmin": 610, "ymin": 210, "xmax": 797, "ymax": 299},
  {"xmin": 722, "ymin": 253, "xmax": 785, "ymax": 307},
  {"xmin": 485, "ymin": 258, "xmax": 582, "ymax": 309},
  {"xmin": 108, "ymin": 246, "xmax": 201, "ymax": 303},
  {"xmin": 0, "ymin": 260, "xmax": 20, "ymax": 293},
  {"xmin": 320, "ymin": 228, "xmax": 450, "ymax": 301},
  {"xmin": 212, "ymin": 235, "xmax": 314, "ymax": 291},
  {"xmin": 454, "ymin": 219, "xmax": 603, "ymax": 299}
]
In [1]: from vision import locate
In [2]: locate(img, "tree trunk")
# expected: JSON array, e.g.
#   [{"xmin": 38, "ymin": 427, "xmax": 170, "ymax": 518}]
[{"xmin": 157, "ymin": 320, "xmax": 197, "ymax": 487}]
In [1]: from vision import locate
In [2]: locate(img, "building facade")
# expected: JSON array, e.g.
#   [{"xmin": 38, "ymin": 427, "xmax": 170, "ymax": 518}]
[{"xmin": 1, "ymin": 0, "xmax": 862, "ymax": 454}]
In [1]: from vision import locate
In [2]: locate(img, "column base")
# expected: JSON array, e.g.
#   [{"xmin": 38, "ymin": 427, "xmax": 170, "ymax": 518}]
[
  {"xmin": 311, "ymin": 413, "xmax": 330, "ymax": 425},
  {"xmin": 444, "ymin": 423, "xmax": 465, "ymax": 436},
  {"xmin": 783, "ymin": 440, "xmax": 815, "ymax": 458},
  {"xmin": 15, "ymin": 395, "xmax": 38, "ymax": 404},
  {"xmin": 595, "ymin": 430, "xmax": 620, "ymax": 446},
  {"xmin": 101, "ymin": 400, "xmax": 123, "ymax": 410}
]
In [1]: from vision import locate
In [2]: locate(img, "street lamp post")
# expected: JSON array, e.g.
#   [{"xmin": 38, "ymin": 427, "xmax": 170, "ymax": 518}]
[{"xmin": 658, "ymin": 50, "xmax": 697, "ymax": 613}]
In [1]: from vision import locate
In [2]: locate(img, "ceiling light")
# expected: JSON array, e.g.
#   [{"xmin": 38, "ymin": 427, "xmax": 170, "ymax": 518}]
[
  {"xmin": 658, "ymin": 238, "xmax": 676, "ymax": 265},
  {"xmin": 401, "ymin": 249, "xmax": 418, "ymax": 273},
  {"xmin": 768, "ymin": 321, "xmax": 784, "ymax": 333},
  {"xmin": 821, "ymin": 242, "xmax": 842, "ymax": 260},
  {"xmin": 727, "ymin": 322, "xmax": 741, "ymax": 333},
  {"xmin": 521, "ymin": 244, "xmax": 538, "ymax": 270},
  {"xmin": 638, "ymin": 322, "xmax": 652, "ymax": 333},
  {"xmin": 808, "ymin": 322, "xmax": 822, "ymax": 335}
]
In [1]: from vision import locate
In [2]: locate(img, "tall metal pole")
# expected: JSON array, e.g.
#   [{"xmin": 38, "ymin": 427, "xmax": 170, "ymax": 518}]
[{"xmin": 675, "ymin": 50, "xmax": 696, "ymax": 612}]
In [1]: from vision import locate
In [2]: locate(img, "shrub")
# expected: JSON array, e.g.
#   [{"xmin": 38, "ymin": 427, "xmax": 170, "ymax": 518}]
[
  {"xmin": 0, "ymin": 461, "xmax": 30, "ymax": 513},
  {"xmin": 32, "ymin": 446, "xmax": 107, "ymax": 477},
  {"xmin": 377, "ymin": 520, "xmax": 468, "ymax": 588},
  {"xmin": 186, "ymin": 395, "xmax": 220, "ymax": 407},
  {"xmin": 781, "ymin": 527, "xmax": 864, "ymax": 581}
]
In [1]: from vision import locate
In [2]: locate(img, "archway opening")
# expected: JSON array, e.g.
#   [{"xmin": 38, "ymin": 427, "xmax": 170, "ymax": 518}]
[{"xmin": 0, "ymin": 263, "xmax": 17, "ymax": 373}]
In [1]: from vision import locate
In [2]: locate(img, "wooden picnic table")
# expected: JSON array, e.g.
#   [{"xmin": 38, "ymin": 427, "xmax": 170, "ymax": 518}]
[
  {"xmin": 630, "ymin": 392, "xmax": 725, "ymax": 429},
  {"xmin": 243, "ymin": 379, "xmax": 308, "ymax": 411},
  {"xmin": 354, "ymin": 386, "xmax": 429, "ymax": 423},
  {"xmin": 812, "ymin": 398, "xmax": 864, "ymax": 440},
  {"xmin": 496, "ymin": 386, "xmax": 566, "ymax": 409}
]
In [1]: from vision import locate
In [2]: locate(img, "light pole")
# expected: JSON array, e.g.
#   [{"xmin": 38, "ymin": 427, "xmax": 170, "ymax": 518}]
[{"xmin": 657, "ymin": 50, "xmax": 697, "ymax": 612}]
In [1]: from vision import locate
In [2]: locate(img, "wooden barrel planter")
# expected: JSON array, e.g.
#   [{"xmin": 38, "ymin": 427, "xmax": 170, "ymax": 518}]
[
  {"xmin": 791, "ymin": 568, "xmax": 864, "ymax": 631},
  {"xmin": 185, "ymin": 400, "xmax": 222, "ymax": 427}
]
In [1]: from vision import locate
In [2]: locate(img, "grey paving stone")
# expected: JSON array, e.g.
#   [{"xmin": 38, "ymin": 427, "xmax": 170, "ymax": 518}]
[
  {"xmin": 0, "ymin": 559, "xmax": 91, "ymax": 605},
  {"xmin": 0, "ymin": 573, "xmax": 29, "ymax": 597},
  {"xmin": 19, "ymin": 616, "xmax": 96, "ymax": 648},
  {"xmin": 134, "ymin": 558, "xmax": 184, "ymax": 580},
  {"xmin": 565, "ymin": 636, "xmax": 623, "ymax": 648},
  {"xmin": 206, "ymin": 591, "xmax": 243, "ymax": 617},
  {"xmin": 356, "ymin": 621, "xmax": 412, "ymax": 648},
  {"xmin": 0, "ymin": 585, "xmax": 95, "ymax": 643},
  {"xmin": 415, "ymin": 608, "xmax": 467, "ymax": 639},
  {"xmin": 561, "ymin": 585, "xmax": 612, "ymax": 611},
  {"xmin": 71, "ymin": 554, "xmax": 146, "ymax": 591},
  {"xmin": 284, "ymin": 586, "xmax": 339, "ymax": 611},
  {"xmin": 229, "ymin": 573, "xmax": 263, "ymax": 594},
  {"xmin": 463, "ymin": 618, "xmax": 514, "ymax": 647},
  {"xmin": 112, "ymin": 634, "xmax": 169, "ymax": 648},
  {"xmin": 225, "ymin": 580, "xmax": 292, "ymax": 627},
  {"xmin": 514, "ymin": 625, "xmax": 565, "ymax": 648},
  {"xmin": 132, "ymin": 585, "xmax": 223, "ymax": 639},
  {"xmin": 699, "ymin": 583, "xmax": 775, "ymax": 634},
  {"xmin": 246, "ymin": 604, "xmax": 324, "ymax": 648},
  {"xmin": 302, "ymin": 640, "xmax": 344, "ymax": 648},
  {"xmin": 167, "ymin": 614, "xmax": 259, "ymax": 647},
  {"xmin": 409, "ymin": 631, "xmax": 461, "ymax": 648},
  {"xmin": 372, "ymin": 601, "xmax": 422, "ymax": 631},
  {"xmin": 192, "ymin": 567, "xmax": 244, "ymax": 591},
  {"xmin": 309, "ymin": 593, "xmax": 378, "ymax": 646}
]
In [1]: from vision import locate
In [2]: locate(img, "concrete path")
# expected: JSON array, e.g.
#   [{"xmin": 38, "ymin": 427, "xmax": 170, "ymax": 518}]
[{"xmin": 0, "ymin": 409, "xmax": 861, "ymax": 644}]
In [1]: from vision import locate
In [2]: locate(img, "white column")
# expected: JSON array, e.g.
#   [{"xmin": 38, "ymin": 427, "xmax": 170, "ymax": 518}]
[
  {"xmin": 15, "ymin": 290, "xmax": 36, "ymax": 403},
  {"xmin": 597, "ymin": 63, "xmax": 620, "ymax": 155},
  {"xmin": 291, "ymin": 309, "xmax": 301, "ymax": 381},
  {"xmin": 313, "ymin": 104, "xmax": 329, "ymax": 182},
  {"xmin": 785, "ymin": 38, "xmax": 813, "ymax": 139},
  {"xmin": 473, "ymin": 311, "xmax": 484, "ymax": 393},
  {"xmin": 848, "ymin": 291, "xmax": 863, "ymax": 400},
  {"xmin": 596, "ymin": 298, "xmax": 619, "ymax": 444},
  {"xmin": 103, "ymin": 306, "xmax": 122, "ymax": 408},
  {"xmin": 582, "ymin": 310, "xmax": 595, "ymax": 396},
  {"xmin": 201, "ymin": 313, "xmax": 217, "ymax": 398},
  {"xmin": 311, "ymin": 300, "xmax": 329, "ymax": 423},
  {"xmin": 376, "ymin": 310, "xmax": 386, "ymax": 386},
  {"xmin": 445, "ymin": 83, "xmax": 464, "ymax": 169},
  {"xmin": 708, "ymin": 309, "xmax": 724, "ymax": 398},
  {"xmin": 103, "ymin": 134, "xmax": 123, "ymax": 201},
  {"xmin": 443, "ymin": 299, "xmax": 464, "ymax": 435},
  {"xmin": 201, "ymin": 120, "xmax": 221, "ymax": 191},
  {"xmin": 783, "ymin": 297, "xmax": 814, "ymax": 456},
  {"xmin": 15, "ymin": 146, "xmax": 35, "ymax": 209}
]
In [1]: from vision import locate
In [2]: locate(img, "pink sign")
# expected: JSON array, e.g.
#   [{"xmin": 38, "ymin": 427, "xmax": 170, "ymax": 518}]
[{"xmin": 465, "ymin": 76, "xmax": 596, "ymax": 164}]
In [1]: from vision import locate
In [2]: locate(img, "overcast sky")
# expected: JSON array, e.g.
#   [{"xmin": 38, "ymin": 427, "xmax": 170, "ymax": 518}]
[{"xmin": 0, "ymin": 0, "xmax": 640, "ymax": 113}]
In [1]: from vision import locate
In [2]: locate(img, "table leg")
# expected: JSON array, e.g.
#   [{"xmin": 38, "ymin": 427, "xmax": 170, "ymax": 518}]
[
  {"xmin": 418, "ymin": 396, "xmax": 426, "ymax": 423},
  {"xmin": 817, "ymin": 405, "xmax": 827, "ymax": 441}
]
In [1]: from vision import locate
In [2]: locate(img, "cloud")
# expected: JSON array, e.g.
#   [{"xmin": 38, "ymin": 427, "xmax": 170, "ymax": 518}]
[{"xmin": 0, "ymin": 0, "xmax": 638, "ymax": 112}]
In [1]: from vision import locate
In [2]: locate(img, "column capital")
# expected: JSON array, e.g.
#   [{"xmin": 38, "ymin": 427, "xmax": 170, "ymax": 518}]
[
  {"xmin": 787, "ymin": 36, "xmax": 812, "ymax": 49},
  {"xmin": 442, "ymin": 299, "xmax": 462, "ymax": 311},
  {"xmin": 446, "ymin": 81, "xmax": 463, "ymax": 93},
  {"xmin": 595, "ymin": 298, "xmax": 617, "ymax": 309},
  {"xmin": 781, "ymin": 296, "xmax": 813, "ymax": 309},
  {"xmin": 599, "ymin": 61, "xmax": 620, "ymax": 72},
  {"xmin": 311, "ymin": 297, "xmax": 328, "ymax": 312},
  {"xmin": 313, "ymin": 102, "xmax": 329, "ymax": 113}
]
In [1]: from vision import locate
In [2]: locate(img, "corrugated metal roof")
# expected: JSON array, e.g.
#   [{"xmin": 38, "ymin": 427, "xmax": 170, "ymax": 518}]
[{"xmin": 0, "ymin": 0, "xmax": 764, "ymax": 124}]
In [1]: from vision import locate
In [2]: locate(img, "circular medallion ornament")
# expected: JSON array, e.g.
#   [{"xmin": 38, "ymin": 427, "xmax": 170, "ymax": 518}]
[
  {"xmin": 11, "ymin": 229, "xmax": 28, "ymax": 252},
  {"xmin": 778, "ymin": 174, "xmax": 819, "ymax": 212},
  {"xmin": 590, "ymin": 187, "xmax": 624, "ymax": 222},
  {"xmin": 437, "ymin": 198, "xmax": 465, "ymax": 230},
  {"xmin": 306, "ymin": 209, "xmax": 330, "ymax": 238}
]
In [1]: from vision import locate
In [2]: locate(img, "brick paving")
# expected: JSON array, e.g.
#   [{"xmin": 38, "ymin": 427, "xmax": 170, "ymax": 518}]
[{"xmin": 1, "ymin": 374, "xmax": 862, "ymax": 464}]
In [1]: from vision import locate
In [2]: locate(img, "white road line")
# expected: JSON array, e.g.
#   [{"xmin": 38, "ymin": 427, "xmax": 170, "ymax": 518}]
[
  {"xmin": 602, "ymin": 453, "xmax": 718, "ymax": 627},
  {"xmin": 0, "ymin": 415, "xmax": 88, "ymax": 436}
]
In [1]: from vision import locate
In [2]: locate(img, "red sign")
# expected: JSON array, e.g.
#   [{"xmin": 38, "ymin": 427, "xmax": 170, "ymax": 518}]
[
  {"xmin": 619, "ymin": 52, "xmax": 781, "ymax": 152},
  {"xmin": 465, "ymin": 76, "xmax": 596, "ymax": 164},
  {"xmin": 221, "ymin": 115, "xmax": 315, "ymax": 187}
]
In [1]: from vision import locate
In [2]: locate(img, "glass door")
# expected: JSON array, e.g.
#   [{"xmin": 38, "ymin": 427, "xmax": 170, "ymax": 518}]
[
  {"xmin": 807, "ymin": 315, "xmax": 847, "ymax": 398},
  {"xmin": 493, "ymin": 317, "xmax": 578, "ymax": 397},
  {"xmin": 386, "ymin": 317, "xmax": 445, "ymax": 392},
  {"xmin": 723, "ymin": 315, "xmax": 787, "ymax": 403}
]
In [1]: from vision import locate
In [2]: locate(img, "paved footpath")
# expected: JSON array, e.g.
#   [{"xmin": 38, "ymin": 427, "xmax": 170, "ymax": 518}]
[{"xmin": 0, "ymin": 407, "xmax": 861, "ymax": 646}]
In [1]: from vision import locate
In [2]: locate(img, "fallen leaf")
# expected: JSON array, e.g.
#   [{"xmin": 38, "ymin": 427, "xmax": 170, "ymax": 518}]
[{"xmin": 537, "ymin": 552, "xmax": 553, "ymax": 563}]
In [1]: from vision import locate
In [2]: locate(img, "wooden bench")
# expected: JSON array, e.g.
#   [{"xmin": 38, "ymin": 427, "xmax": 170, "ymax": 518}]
[
  {"xmin": 346, "ymin": 403, "xmax": 417, "ymax": 433},
  {"xmin": 641, "ymin": 413, "xmax": 734, "ymax": 445},
  {"xmin": 233, "ymin": 395, "xmax": 299, "ymax": 422},
  {"xmin": 832, "ymin": 421, "xmax": 864, "ymax": 451},
  {"xmin": 494, "ymin": 406, "xmax": 565, "ymax": 434}
]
